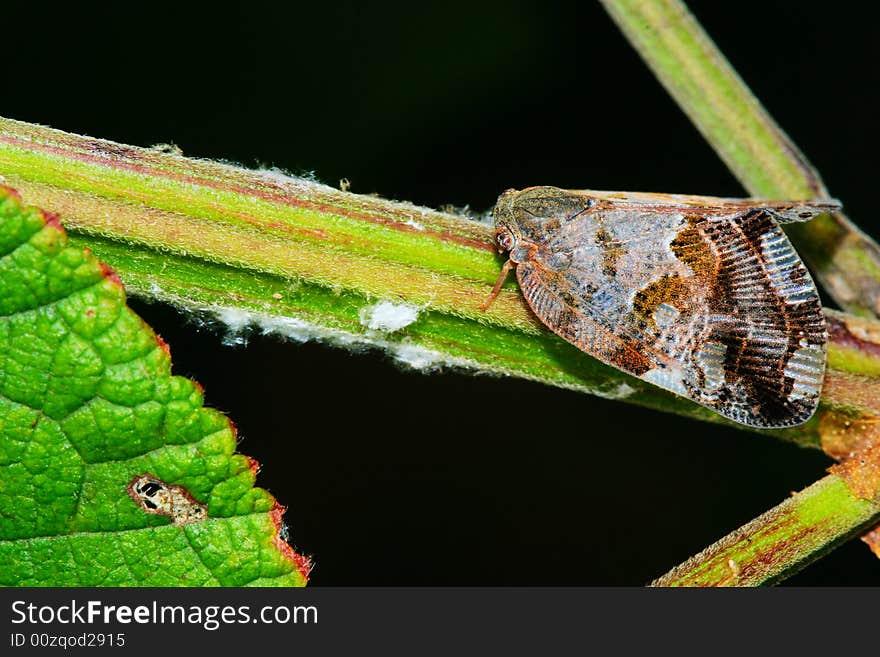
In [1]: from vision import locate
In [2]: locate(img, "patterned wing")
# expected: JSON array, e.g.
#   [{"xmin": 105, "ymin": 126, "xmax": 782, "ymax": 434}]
[
  {"xmin": 672, "ymin": 210, "xmax": 826, "ymax": 426},
  {"xmin": 515, "ymin": 206, "xmax": 826, "ymax": 427},
  {"xmin": 581, "ymin": 189, "xmax": 840, "ymax": 224}
]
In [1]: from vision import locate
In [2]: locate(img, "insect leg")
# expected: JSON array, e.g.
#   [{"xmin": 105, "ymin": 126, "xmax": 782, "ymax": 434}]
[{"xmin": 480, "ymin": 259, "xmax": 515, "ymax": 311}]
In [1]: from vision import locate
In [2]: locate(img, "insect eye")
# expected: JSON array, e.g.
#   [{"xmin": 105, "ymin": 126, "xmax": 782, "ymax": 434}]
[{"xmin": 495, "ymin": 227, "xmax": 515, "ymax": 251}]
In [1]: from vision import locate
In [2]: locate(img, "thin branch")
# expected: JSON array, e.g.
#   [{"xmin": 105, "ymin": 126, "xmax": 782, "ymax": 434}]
[
  {"xmin": 652, "ymin": 474, "xmax": 880, "ymax": 586},
  {"xmin": 599, "ymin": 0, "xmax": 880, "ymax": 318}
]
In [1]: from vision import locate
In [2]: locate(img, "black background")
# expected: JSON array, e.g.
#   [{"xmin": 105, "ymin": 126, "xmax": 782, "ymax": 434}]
[{"xmin": 5, "ymin": 1, "xmax": 879, "ymax": 585}]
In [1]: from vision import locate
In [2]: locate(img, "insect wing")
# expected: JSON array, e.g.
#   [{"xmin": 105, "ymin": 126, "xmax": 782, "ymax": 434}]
[
  {"xmin": 506, "ymin": 189, "xmax": 828, "ymax": 427},
  {"xmin": 581, "ymin": 189, "xmax": 840, "ymax": 223}
]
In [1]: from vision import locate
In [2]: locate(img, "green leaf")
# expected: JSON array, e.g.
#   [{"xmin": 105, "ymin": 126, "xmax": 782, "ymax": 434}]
[{"xmin": 0, "ymin": 187, "xmax": 310, "ymax": 586}]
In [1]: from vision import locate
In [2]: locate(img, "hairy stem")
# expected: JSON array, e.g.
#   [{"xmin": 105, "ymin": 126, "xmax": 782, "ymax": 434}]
[
  {"xmin": 600, "ymin": 0, "xmax": 880, "ymax": 318},
  {"xmin": 652, "ymin": 474, "xmax": 880, "ymax": 586},
  {"xmin": 1, "ymin": 116, "xmax": 878, "ymax": 449},
  {"xmin": 3, "ymin": 116, "xmax": 880, "ymax": 585}
]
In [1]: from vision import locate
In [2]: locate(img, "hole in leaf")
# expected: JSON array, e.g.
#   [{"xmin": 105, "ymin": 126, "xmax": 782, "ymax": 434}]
[{"xmin": 128, "ymin": 474, "xmax": 208, "ymax": 526}]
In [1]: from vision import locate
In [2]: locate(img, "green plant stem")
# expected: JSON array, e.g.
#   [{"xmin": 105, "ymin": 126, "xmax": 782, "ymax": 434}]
[
  {"xmin": 600, "ymin": 0, "xmax": 880, "ymax": 318},
  {"xmin": 652, "ymin": 475, "xmax": 880, "ymax": 586},
  {"xmin": 2, "ymin": 116, "xmax": 880, "ymax": 445},
  {"xmin": 3, "ymin": 117, "xmax": 880, "ymax": 585}
]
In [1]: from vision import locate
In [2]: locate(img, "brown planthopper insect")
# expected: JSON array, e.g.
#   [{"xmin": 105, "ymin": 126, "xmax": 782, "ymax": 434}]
[{"xmin": 482, "ymin": 186, "xmax": 841, "ymax": 428}]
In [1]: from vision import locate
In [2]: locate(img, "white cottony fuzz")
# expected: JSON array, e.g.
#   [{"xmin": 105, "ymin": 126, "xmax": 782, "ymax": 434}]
[
  {"xmin": 258, "ymin": 166, "xmax": 317, "ymax": 184},
  {"xmin": 151, "ymin": 299, "xmax": 633, "ymax": 398},
  {"xmin": 216, "ymin": 307, "xmax": 251, "ymax": 332},
  {"xmin": 258, "ymin": 315, "xmax": 338, "ymax": 344},
  {"xmin": 392, "ymin": 343, "xmax": 445, "ymax": 370},
  {"xmin": 601, "ymin": 382, "xmax": 638, "ymax": 399},
  {"xmin": 205, "ymin": 305, "xmax": 467, "ymax": 374},
  {"xmin": 215, "ymin": 307, "xmax": 253, "ymax": 345},
  {"xmin": 359, "ymin": 301, "xmax": 421, "ymax": 333},
  {"xmin": 253, "ymin": 167, "xmax": 337, "ymax": 195},
  {"xmin": 403, "ymin": 219, "xmax": 426, "ymax": 231}
]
